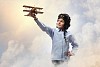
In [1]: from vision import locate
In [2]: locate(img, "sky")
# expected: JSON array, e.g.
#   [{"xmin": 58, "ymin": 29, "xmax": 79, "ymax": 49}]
[{"xmin": 0, "ymin": 0, "xmax": 100, "ymax": 67}]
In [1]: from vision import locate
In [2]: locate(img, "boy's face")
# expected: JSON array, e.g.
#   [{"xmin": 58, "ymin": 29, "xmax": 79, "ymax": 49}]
[{"xmin": 56, "ymin": 18, "xmax": 64, "ymax": 30}]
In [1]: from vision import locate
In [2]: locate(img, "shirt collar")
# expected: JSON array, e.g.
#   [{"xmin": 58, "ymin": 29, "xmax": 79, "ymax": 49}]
[{"xmin": 56, "ymin": 28, "xmax": 67, "ymax": 32}]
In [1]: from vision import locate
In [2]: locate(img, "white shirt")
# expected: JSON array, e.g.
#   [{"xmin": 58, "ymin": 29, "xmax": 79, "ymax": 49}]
[{"xmin": 35, "ymin": 19, "xmax": 78, "ymax": 61}]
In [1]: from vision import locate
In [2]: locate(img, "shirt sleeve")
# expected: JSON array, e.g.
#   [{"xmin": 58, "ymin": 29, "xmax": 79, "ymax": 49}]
[
  {"xmin": 69, "ymin": 35, "xmax": 79, "ymax": 54},
  {"xmin": 34, "ymin": 19, "xmax": 54, "ymax": 38}
]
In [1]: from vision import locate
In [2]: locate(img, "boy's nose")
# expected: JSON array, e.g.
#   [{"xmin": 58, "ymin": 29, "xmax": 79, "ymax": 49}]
[{"xmin": 57, "ymin": 21, "xmax": 61, "ymax": 24}]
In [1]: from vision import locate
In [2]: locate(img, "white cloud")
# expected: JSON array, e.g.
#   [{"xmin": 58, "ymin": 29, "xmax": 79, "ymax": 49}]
[
  {"xmin": 68, "ymin": 0, "xmax": 100, "ymax": 67},
  {"xmin": 0, "ymin": 0, "xmax": 100, "ymax": 67},
  {"xmin": 0, "ymin": 40, "xmax": 25, "ymax": 67}
]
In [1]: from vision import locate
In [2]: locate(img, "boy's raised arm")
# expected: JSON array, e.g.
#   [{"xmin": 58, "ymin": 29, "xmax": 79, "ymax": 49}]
[{"xmin": 31, "ymin": 13, "xmax": 54, "ymax": 38}]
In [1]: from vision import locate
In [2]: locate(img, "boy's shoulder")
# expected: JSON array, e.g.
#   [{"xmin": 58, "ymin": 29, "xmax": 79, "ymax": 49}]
[
  {"xmin": 66, "ymin": 31, "xmax": 73, "ymax": 37},
  {"xmin": 53, "ymin": 28, "xmax": 60, "ymax": 31},
  {"xmin": 67, "ymin": 31, "xmax": 72, "ymax": 35}
]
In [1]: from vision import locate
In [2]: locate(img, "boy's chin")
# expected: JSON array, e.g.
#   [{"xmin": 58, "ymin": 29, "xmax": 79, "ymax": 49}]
[{"xmin": 56, "ymin": 26, "xmax": 62, "ymax": 29}]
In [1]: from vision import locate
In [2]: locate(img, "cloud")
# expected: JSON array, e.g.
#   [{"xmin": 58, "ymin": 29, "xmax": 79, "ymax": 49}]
[
  {"xmin": 0, "ymin": 40, "xmax": 25, "ymax": 67},
  {"xmin": 68, "ymin": 0, "xmax": 100, "ymax": 67},
  {"xmin": 0, "ymin": 35, "xmax": 52, "ymax": 67},
  {"xmin": 0, "ymin": 0, "xmax": 100, "ymax": 67}
]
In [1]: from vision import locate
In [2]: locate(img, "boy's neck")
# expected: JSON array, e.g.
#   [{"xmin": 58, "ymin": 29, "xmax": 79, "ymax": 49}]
[{"xmin": 58, "ymin": 28, "xmax": 64, "ymax": 31}]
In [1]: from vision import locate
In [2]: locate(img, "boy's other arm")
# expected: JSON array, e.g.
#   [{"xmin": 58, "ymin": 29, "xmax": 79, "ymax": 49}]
[{"xmin": 69, "ymin": 35, "xmax": 79, "ymax": 55}]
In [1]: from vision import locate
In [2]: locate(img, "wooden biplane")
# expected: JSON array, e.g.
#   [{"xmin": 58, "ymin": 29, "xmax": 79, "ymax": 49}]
[{"xmin": 23, "ymin": 5, "xmax": 44, "ymax": 16}]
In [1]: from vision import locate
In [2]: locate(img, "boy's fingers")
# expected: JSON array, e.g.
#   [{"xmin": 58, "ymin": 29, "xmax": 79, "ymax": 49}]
[{"xmin": 68, "ymin": 52, "xmax": 74, "ymax": 56}]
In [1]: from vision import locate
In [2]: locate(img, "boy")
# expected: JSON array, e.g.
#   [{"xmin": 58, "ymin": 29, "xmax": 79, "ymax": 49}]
[{"xmin": 29, "ymin": 13, "xmax": 78, "ymax": 66}]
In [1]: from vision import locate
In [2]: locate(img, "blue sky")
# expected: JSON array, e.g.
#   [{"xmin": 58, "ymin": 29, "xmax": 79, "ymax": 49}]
[{"xmin": 0, "ymin": 0, "xmax": 100, "ymax": 67}]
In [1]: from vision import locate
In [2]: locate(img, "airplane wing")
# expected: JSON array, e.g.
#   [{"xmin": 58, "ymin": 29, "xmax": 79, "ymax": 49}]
[
  {"xmin": 23, "ymin": 5, "xmax": 43, "ymax": 16},
  {"xmin": 23, "ymin": 10, "xmax": 31, "ymax": 12},
  {"xmin": 23, "ymin": 5, "xmax": 43, "ymax": 9},
  {"xmin": 36, "ymin": 11, "xmax": 44, "ymax": 14},
  {"xmin": 23, "ymin": 10, "xmax": 43, "ymax": 14}
]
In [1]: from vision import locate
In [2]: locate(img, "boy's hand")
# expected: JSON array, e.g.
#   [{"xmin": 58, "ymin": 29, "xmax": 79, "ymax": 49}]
[
  {"xmin": 65, "ymin": 51, "xmax": 74, "ymax": 56},
  {"xmin": 28, "ymin": 12, "xmax": 37, "ymax": 20},
  {"xmin": 67, "ymin": 51, "xmax": 74, "ymax": 56}
]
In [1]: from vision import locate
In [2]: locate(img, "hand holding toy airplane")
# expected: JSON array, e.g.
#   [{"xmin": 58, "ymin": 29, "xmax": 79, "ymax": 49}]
[{"xmin": 23, "ymin": 5, "xmax": 44, "ymax": 16}]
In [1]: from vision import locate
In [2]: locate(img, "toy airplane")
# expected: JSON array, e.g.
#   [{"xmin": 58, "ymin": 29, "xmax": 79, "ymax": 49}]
[{"xmin": 23, "ymin": 5, "xmax": 44, "ymax": 16}]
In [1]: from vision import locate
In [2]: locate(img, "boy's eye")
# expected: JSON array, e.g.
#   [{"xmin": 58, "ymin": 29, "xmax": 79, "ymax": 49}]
[
  {"xmin": 57, "ymin": 20, "xmax": 62, "ymax": 22},
  {"xmin": 60, "ymin": 21, "xmax": 63, "ymax": 22},
  {"xmin": 57, "ymin": 19, "xmax": 64, "ymax": 23}
]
